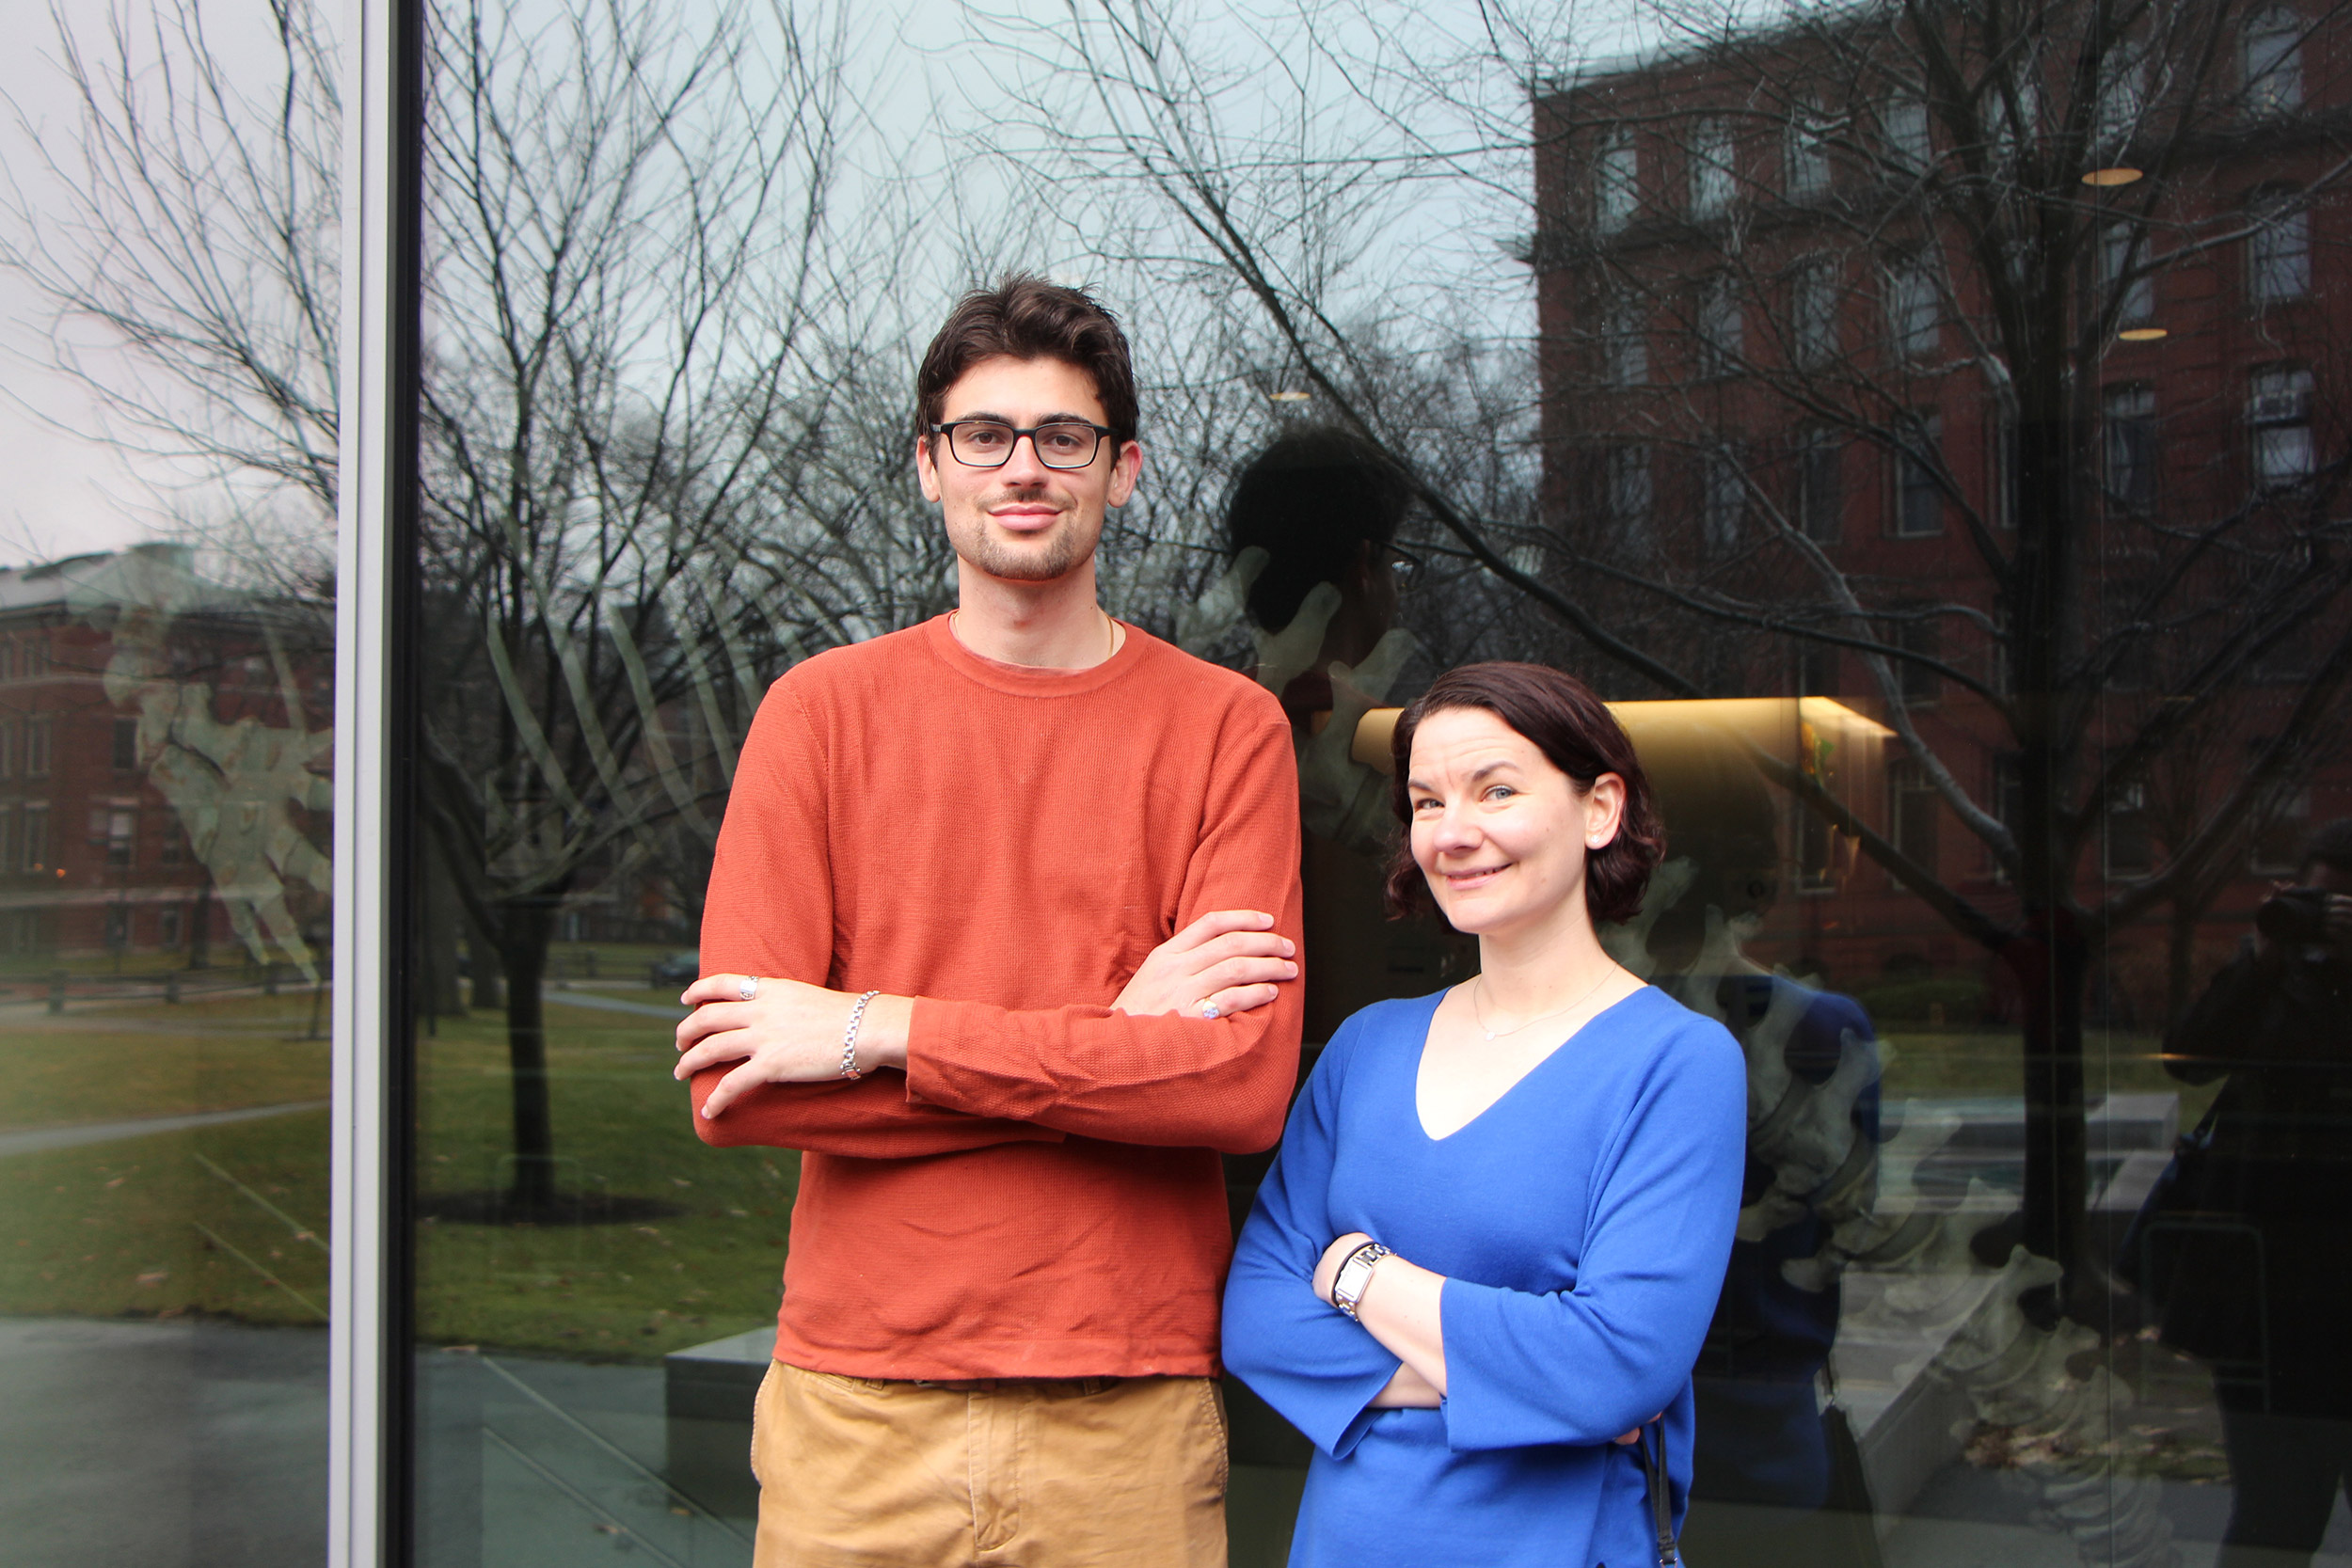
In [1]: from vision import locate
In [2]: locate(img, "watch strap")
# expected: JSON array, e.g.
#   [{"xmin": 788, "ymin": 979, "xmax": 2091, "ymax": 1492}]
[{"xmin": 1330, "ymin": 1241, "xmax": 1391, "ymax": 1320}]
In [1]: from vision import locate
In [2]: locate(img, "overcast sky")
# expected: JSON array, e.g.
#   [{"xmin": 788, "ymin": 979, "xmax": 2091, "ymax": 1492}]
[{"xmin": 0, "ymin": 0, "xmax": 1660, "ymax": 570}]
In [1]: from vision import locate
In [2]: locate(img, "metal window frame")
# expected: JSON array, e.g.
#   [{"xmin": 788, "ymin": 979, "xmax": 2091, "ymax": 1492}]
[{"xmin": 332, "ymin": 0, "xmax": 424, "ymax": 1561}]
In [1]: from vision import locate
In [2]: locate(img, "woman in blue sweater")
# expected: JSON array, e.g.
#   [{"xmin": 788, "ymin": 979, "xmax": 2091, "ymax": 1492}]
[{"xmin": 1223, "ymin": 662, "xmax": 1747, "ymax": 1568}]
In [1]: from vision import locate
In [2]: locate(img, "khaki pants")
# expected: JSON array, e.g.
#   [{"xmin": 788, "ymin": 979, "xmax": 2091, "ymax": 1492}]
[{"xmin": 750, "ymin": 1360, "xmax": 1229, "ymax": 1568}]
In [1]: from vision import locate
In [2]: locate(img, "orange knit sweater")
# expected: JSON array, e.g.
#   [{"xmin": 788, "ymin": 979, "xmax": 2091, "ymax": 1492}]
[{"xmin": 691, "ymin": 615, "xmax": 1305, "ymax": 1379}]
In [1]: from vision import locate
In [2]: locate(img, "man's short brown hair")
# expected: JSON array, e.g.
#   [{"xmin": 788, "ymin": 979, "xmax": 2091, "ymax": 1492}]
[{"xmin": 914, "ymin": 275, "xmax": 1139, "ymax": 448}]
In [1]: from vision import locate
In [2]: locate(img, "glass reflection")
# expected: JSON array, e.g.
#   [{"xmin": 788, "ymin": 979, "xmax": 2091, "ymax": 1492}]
[
  {"xmin": 391, "ymin": 0, "xmax": 2352, "ymax": 1557},
  {"xmin": 0, "ymin": 548, "xmax": 334, "ymax": 1565},
  {"xmin": 0, "ymin": 0, "xmax": 340, "ymax": 1558}
]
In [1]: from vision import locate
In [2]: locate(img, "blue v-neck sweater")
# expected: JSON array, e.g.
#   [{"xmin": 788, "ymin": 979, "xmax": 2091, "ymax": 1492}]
[{"xmin": 1222, "ymin": 987, "xmax": 1746, "ymax": 1568}]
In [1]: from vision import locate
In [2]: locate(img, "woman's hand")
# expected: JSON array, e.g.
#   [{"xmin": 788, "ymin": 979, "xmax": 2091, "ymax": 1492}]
[
  {"xmin": 674, "ymin": 974, "xmax": 914, "ymax": 1118},
  {"xmin": 1112, "ymin": 910, "xmax": 1297, "ymax": 1021}
]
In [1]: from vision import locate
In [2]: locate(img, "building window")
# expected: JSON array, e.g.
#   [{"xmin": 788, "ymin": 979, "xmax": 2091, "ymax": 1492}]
[
  {"xmin": 2096, "ymin": 42, "xmax": 2146, "ymax": 153},
  {"xmin": 1786, "ymin": 107, "xmax": 1831, "ymax": 198},
  {"xmin": 1798, "ymin": 638, "xmax": 1837, "ymax": 695},
  {"xmin": 1888, "ymin": 255, "xmax": 1938, "ymax": 359},
  {"xmin": 1595, "ymin": 126, "xmax": 1638, "ymax": 234},
  {"xmin": 1698, "ymin": 275, "xmax": 1743, "ymax": 374},
  {"xmin": 2103, "ymin": 384, "xmax": 2158, "ymax": 513},
  {"xmin": 0, "ymin": 720, "xmax": 13, "ymax": 780},
  {"xmin": 2249, "ymin": 765, "xmax": 2311, "ymax": 872},
  {"xmin": 1992, "ymin": 754, "xmax": 2024, "ymax": 875},
  {"xmin": 1607, "ymin": 445, "xmax": 1653, "ymax": 543},
  {"xmin": 2249, "ymin": 366, "xmax": 2315, "ymax": 490},
  {"xmin": 24, "ymin": 717, "xmax": 52, "ymax": 779},
  {"xmin": 22, "ymin": 803, "xmax": 48, "ymax": 874},
  {"xmin": 112, "ymin": 717, "xmax": 140, "ymax": 771},
  {"xmin": 159, "ymin": 906, "xmax": 182, "ymax": 948},
  {"xmin": 1793, "ymin": 261, "xmax": 1838, "ymax": 368},
  {"xmin": 91, "ymin": 803, "xmax": 135, "ymax": 870},
  {"xmin": 22, "ymin": 641, "xmax": 47, "ymax": 680},
  {"xmin": 1989, "ymin": 412, "xmax": 2019, "ymax": 531},
  {"xmin": 2249, "ymin": 193, "xmax": 2311, "ymax": 303},
  {"xmin": 1883, "ymin": 98, "xmax": 1931, "ymax": 170},
  {"xmin": 0, "ymin": 807, "xmax": 11, "ymax": 874},
  {"xmin": 1890, "ymin": 759, "xmax": 1941, "ymax": 873},
  {"xmin": 2106, "ymin": 781, "xmax": 2153, "ymax": 878},
  {"xmin": 2246, "ymin": 7, "xmax": 2304, "ymax": 115},
  {"xmin": 104, "ymin": 905, "xmax": 130, "ymax": 952},
  {"xmin": 1702, "ymin": 445, "xmax": 1746, "ymax": 548},
  {"xmin": 0, "ymin": 643, "xmax": 13, "ymax": 681},
  {"xmin": 1892, "ymin": 610, "xmax": 1942, "ymax": 703},
  {"xmin": 1690, "ymin": 118, "xmax": 1736, "ymax": 218},
  {"xmin": 1895, "ymin": 414, "xmax": 1946, "ymax": 536},
  {"xmin": 159, "ymin": 812, "xmax": 183, "ymax": 866},
  {"xmin": 1799, "ymin": 428, "xmax": 1843, "ymax": 542},
  {"xmin": 1603, "ymin": 293, "xmax": 1647, "ymax": 386},
  {"xmin": 2101, "ymin": 222, "xmax": 2154, "ymax": 325}
]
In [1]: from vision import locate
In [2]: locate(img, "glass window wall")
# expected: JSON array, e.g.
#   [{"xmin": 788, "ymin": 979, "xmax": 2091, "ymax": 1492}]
[
  {"xmin": 0, "ymin": 3, "xmax": 342, "ymax": 1562},
  {"xmin": 10, "ymin": 0, "xmax": 2344, "ymax": 1562}
]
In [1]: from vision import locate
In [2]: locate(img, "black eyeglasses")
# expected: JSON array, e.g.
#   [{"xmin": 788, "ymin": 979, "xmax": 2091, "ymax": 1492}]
[{"xmin": 929, "ymin": 420, "xmax": 1116, "ymax": 470}]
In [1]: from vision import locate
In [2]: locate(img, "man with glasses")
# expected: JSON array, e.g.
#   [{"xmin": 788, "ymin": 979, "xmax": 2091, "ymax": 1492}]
[{"xmin": 673, "ymin": 274, "xmax": 1305, "ymax": 1567}]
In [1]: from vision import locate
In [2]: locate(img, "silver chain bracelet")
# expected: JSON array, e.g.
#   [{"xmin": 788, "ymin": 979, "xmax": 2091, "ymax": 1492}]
[{"xmin": 839, "ymin": 990, "xmax": 882, "ymax": 1080}]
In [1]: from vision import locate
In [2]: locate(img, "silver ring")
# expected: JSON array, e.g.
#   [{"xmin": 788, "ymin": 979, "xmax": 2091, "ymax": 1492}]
[
  {"xmin": 739, "ymin": 975, "xmax": 760, "ymax": 1002},
  {"xmin": 1199, "ymin": 1001, "xmax": 1220, "ymax": 1020}
]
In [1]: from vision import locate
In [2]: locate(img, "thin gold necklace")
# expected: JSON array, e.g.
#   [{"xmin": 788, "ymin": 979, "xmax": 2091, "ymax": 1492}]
[
  {"xmin": 1470, "ymin": 969, "xmax": 1615, "ymax": 1043},
  {"xmin": 949, "ymin": 609, "xmax": 1119, "ymax": 662}
]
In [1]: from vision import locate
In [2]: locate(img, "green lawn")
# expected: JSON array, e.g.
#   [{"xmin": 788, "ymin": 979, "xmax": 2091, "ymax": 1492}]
[
  {"xmin": 0, "ymin": 990, "xmax": 793, "ymax": 1360},
  {"xmin": 412, "ymin": 1008, "xmax": 795, "ymax": 1359},
  {"xmin": 1878, "ymin": 1028, "xmax": 2223, "ymax": 1125},
  {"xmin": 5, "ymin": 996, "xmax": 2217, "ymax": 1362},
  {"xmin": 0, "ymin": 1108, "xmax": 332, "ymax": 1324},
  {"xmin": 0, "ymin": 990, "xmax": 328, "ymax": 1132}
]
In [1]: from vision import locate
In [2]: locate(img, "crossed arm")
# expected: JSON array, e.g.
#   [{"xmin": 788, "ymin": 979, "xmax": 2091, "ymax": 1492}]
[
  {"xmin": 674, "ymin": 678, "xmax": 1306, "ymax": 1159},
  {"xmin": 674, "ymin": 908, "xmax": 1298, "ymax": 1124}
]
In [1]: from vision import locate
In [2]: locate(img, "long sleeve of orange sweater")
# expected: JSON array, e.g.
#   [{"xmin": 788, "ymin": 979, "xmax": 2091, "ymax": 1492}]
[{"xmin": 687, "ymin": 617, "xmax": 1306, "ymax": 1378}]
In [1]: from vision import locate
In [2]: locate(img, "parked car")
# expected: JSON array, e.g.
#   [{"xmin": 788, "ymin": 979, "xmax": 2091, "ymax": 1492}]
[{"xmin": 649, "ymin": 949, "xmax": 701, "ymax": 990}]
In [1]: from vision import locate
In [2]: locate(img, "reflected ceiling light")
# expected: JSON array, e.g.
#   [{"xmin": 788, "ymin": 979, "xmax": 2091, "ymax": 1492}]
[
  {"xmin": 2082, "ymin": 166, "xmax": 2144, "ymax": 186},
  {"xmin": 2117, "ymin": 326, "xmax": 2169, "ymax": 341},
  {"xmin": 1270, "ymin": 389, "xmax": 1311, "ymax": 403},
  {"xmin": 1351, "ymin": 694, "xmax": 1896, "ymax": 775}
]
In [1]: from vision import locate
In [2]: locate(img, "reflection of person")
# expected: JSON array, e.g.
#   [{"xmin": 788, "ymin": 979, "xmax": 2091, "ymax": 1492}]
[
  {"xmin": 1629, "ymin": 738, "xmax": 1883, "ymax": 1568},
  {"xmin": 2159, "ymin": 819, "xmax": 2352, "ymax": 1568},
  {"xmin": 1221, "ymin": 662, "xmax": 1746, "ymax": 1568},
  {"xmin": 1224, "ymin": 428, "xmax": 1471, "ymax": 1043},
  {"xmin": 1227, "ymin": 426, "xmax": 1413, "ymax": 724},
  {"xmin": 671, "ymin": 276, "xmax": 1306, "ymax": 1567}
]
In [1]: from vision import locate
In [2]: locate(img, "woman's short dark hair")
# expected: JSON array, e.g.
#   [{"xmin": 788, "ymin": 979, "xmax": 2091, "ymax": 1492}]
[
  {"xmin": 1383, "ymin": 662, "xmax": 1665, "ymax": 926},
  {"xmin": 914, "ymin": 274, "xmax": 1138, "ymax": 447},
  {"xmin": 1225, "ymin": 427, "xmax": 1412, "ymax": 630}
]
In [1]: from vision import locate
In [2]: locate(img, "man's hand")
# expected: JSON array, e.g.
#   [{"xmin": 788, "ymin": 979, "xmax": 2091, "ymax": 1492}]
[
  {"xmin": 674, "ymin": 975, "xmax": 914, "ymax": 1119},
  {"xmin": 1112, "ymin": 910, "xmax": 1297, "ymax": 1021}
]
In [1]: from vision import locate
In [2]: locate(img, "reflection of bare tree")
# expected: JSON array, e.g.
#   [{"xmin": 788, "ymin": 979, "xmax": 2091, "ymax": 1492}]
[
  {"xmin": 0, "ymin": 0, "xmax": 340, "ymax": 543},
  {"xmin": 988, "ymin": 0, "xmax": 2352, "ymax": 1307}
]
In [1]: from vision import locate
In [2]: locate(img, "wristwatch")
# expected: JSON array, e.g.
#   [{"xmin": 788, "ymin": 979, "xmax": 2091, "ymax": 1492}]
[{"xmin": 1329, "ymin": 1241, "xmax": 1392, "ymax": 1321}]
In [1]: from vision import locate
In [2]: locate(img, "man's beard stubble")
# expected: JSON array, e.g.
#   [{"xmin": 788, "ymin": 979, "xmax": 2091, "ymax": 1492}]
[{"xmin": 953, "ymin": 498, "xmax": 1095, "ymax": 582}]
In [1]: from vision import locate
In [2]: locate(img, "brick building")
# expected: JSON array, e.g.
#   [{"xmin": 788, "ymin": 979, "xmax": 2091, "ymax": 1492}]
[
  {"xmin": 0, "ymin": 544, "xmax": 332, "ymax": 967},
  {"xmin": 1529, "ymin": 0, "xmax": 2352, "ymax": 1021}
]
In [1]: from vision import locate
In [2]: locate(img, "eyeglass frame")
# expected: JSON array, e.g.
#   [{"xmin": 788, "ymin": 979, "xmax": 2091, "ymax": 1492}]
[
  {"xmin": 1387, "ymin": 542, "xmax": 1428, "ymax": 590},
  {"xmin": 927, "ymin": 419, "xmax": 1120, "ymax": 470}
]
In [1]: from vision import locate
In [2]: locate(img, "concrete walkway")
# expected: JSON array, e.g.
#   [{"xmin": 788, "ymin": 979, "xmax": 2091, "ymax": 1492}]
[
  {"xmin": 0, "ymin": 1100, "xmax": 329, "ymax": 1159},
  {"xmin": 0, "ymin": 1319, "xmax": 328, "ymax": 1568}
]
